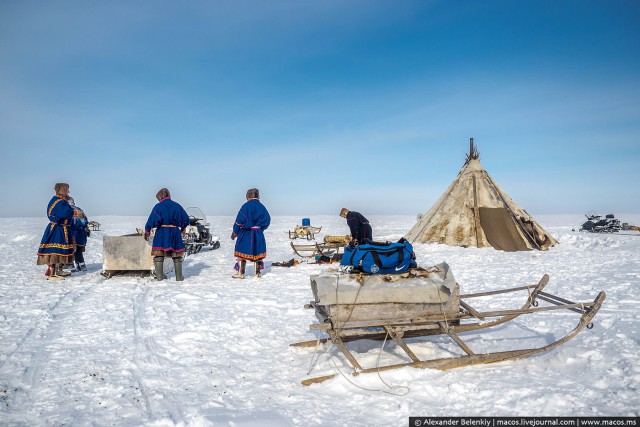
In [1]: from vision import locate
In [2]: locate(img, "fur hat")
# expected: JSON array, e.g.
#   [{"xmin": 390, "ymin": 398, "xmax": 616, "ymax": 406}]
[
  {"xmin": 156, "ymin": 188, "xmax": 171, "ymax": 201},
  {"xmin": 339, "ymin": 208, "xmax": 349, "ymax": 218},
  {"xmin": 246, "ymin": 188, "xmax": 260, "ymax": 199},
  {"xmin": 54, "ymin": 183, "xmax": 69, "ymax": 193}
]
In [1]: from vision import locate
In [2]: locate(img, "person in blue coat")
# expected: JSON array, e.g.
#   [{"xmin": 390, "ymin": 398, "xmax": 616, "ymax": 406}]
[
  {"xmin": 144, "ymin": 188, "xmax": 189, "ymax": 281},
  {"xmin": 231, "ymin": 188, "xmax": 271, "ymax": 278},
  {"xmin": 37, "ymin": 183, "xmax": 84, "ymax": 280},
  {"xmin": 68, "ymin": 197, "xmax": 89, "ymax": 272},
  {"xmin": 340, "ymin": 208, "xmax": 373, "ymax": 245}
]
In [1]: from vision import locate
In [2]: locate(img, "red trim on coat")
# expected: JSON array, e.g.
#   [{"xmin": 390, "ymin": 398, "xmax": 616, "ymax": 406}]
[
  {"xmin": 234, "ymin": 251, "xmax": 266, "ymax": 261},
  {"xmin": 152, "ymin": 247, "xmax": 185, "ymax": 252}
]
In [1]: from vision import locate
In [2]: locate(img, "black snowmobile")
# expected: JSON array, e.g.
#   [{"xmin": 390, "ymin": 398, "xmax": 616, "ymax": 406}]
[
  {"xmin": 579, "ymin": 213, "xmax": 622, "ymax": 233},
  {"xmin": 183, "ymin": 207, "xmax": 221, "ymax": 254}
]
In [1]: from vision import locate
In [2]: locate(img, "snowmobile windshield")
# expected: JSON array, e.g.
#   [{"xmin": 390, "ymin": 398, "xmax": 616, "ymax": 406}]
[{"xmin": 186, "ymin": 207, "xmax": 207, "ymax": 224}]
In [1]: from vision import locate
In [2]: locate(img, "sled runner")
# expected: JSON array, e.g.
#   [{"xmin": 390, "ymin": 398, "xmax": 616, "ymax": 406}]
[{"xmin": 292, "ymin": 265, "xmax": 605, "ymax": 385}]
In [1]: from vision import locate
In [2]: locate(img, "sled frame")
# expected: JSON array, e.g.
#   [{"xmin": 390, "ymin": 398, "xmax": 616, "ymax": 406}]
[
  {"xmin": 289, "ymin": 226, "xmax": 322, "ymax": 240},
  {"xmin": 293, "ymin": 275, "xmax": 606, "ymax": 385},
  {"xmin": 291, "ymin": 242, "xmax": 344, "ymax": 259}
]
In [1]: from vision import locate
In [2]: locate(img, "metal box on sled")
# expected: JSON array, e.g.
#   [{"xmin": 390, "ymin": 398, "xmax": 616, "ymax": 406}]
[{"xmin": 102, "ymin": 234, "xmax": 173, "ymax": 278}]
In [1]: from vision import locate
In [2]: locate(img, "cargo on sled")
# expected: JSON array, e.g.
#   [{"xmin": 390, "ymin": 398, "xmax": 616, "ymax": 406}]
[{"xmin": 289, "ymin": 218, "xmax": 322, "ymax": 240}]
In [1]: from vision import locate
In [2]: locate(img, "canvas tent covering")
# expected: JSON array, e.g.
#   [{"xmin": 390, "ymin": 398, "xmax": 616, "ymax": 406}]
[{"xmin": 405, "ymin": 143, "xmax": 557, "ymax": 251}]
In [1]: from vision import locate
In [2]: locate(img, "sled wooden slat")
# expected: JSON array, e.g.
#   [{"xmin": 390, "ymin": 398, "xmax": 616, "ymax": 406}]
[
  {"xmin": 440, "ymin": 322, "xmax": 475, "ymax": 356},
  {"xmin": 460, "ymin": 275, "xmax": 548, "ymax": 298},
  {"xmin": 311, "ymin": 318, "xmax": 447, "ymax": 330},
  {"xmin": 478, "ymin": 301, "xmax": 595, "ymax": 318},
  {"xmin": 536, "ymin": 294, "xmax": 584, "ymax": 314},
  {"xmin": 329, "ymin": 330, "xmax": 362, "ymax": 370},
  {"xmin": 290, "ymin": 338, "xmax": 329, "ymax": 347},
  {"xmin": 301, "ymin": 375, "xmax": 337, "ymax": 386},
  {"xmin": 384, "ymin": 326, "xmax": 420, "ymax": 362},
  {"xmin": 460, "ymin": 300, "xmax": 485, "ymax": 320},
  {"xmin": 537, "ymin": 291, "xmax": 576, "ymax": 306}
]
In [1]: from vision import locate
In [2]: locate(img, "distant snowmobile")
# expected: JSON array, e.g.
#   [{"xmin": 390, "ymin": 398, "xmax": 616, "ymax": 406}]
[
  {"xmin": 580, "ymin": 213, "xmax": 622, "ymax": 233},
  {"xmin": 183, "ymin": 207, "xmax": 220, "ymax": 254}
]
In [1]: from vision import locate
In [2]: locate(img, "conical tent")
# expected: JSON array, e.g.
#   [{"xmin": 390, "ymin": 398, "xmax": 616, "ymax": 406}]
[{"xmin": 405, "ymin": 140, "xmax": 557, "ymax": 251}]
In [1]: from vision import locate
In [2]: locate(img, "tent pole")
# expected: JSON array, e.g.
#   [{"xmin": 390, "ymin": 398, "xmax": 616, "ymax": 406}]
[{"xmin": 472, "ymin": 175, "xmax": 481, "ymax": 247}]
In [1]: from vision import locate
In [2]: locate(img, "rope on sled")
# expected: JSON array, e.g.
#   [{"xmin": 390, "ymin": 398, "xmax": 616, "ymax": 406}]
[
  {"xmin": 324, "ymin": 331, "xmax": 410, "ymax": 396},
  {"xmin": 306, "ymin": 338, "xmax": 323, "ymax": 376},
  {"xmin": 375, "ymin": 331, "xmax": 410, "ymax": 396},
  {"xmin": 525, "ymin": 284, "xmax": 535, "ymax": 306},
  {"xmin": 307, "ymin": 273, "xmax": 411, "ymax": 395}
]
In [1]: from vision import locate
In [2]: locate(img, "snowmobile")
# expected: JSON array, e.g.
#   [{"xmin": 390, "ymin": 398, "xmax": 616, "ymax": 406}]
[
  {"xmin": 579, "ymin": 212, "xmax": 622, "ymax": 233},
  {"xmin": 183, "ymin": 207, "xmax": 220, "ymax": 255}
]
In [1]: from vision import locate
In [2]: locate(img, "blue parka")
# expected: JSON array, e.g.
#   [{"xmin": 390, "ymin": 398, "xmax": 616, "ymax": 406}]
[
  {"xmin": 232, "ymin": 199, "xmax": 270, "ymax": 261},
  {"xmin": 71, "ymin": 206, "xmax": 89, "ymax": 248},
  {"xmin": 38, "ymin": 195, "xmax": 77, "ymax": 260},
  {"xmin": 145, "ymin": 197, "xmax": 189, "ymax": 253},
  {"xmin": 346, "ymin": 211, "xmax": 373, "ymax": 244}
]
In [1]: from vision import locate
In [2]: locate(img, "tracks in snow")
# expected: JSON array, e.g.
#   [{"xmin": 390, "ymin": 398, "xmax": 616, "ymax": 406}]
[
  {"xmin": 0, "ymin": 272, "xmax": 101, "ymax": 413},
  {"xmin": 131, "ymin": 284, "xmax": 183, "ymax": 422}
]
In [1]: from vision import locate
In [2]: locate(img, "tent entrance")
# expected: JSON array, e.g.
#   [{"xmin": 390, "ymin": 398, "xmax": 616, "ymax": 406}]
[{"xmin": 478, "ymin": 207, "xmax": 530, "ymax": 252}]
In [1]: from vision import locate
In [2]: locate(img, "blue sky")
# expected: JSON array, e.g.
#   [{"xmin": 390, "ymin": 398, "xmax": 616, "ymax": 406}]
[{"xmin": 1, "ymin": 0, "xmax": 639, "ymax": 217}]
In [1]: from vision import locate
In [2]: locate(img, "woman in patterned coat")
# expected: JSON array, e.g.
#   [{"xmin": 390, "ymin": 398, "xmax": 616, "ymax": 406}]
[{"xmin": 37, "ymin": 183, "xmax": 83, "ymax": 280}]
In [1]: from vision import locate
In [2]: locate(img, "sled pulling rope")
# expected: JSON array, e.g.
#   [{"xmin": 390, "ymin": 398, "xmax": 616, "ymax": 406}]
[{"xmin": 293, "ymin": 271, "xmax": 605, "ymax": 385}]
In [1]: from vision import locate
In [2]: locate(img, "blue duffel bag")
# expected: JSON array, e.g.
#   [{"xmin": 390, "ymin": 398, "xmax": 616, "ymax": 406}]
[{"xmin": 341, "ymin": 238, "xmax": 417, "ymax": 274}]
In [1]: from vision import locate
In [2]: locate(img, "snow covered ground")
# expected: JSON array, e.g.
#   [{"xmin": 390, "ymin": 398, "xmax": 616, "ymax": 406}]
[{"xmin": 1, "ymin": 214, "xmax": 639, "ymax": 426}]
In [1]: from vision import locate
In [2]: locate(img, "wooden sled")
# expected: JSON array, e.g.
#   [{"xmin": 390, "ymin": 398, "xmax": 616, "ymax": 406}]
[
  {"xmin": 289, "ymin": 225, "xmax": 322, "ymax": 240},
  {"xmin": 88, "ymin": 221, "xmax": 101, "ymax": 231},
  {"xmin": 291, "ymin": 241, "xmax": 344, "ymax": 259},
  {"xmin": 291, "ymin": 235, "xmax": 351, "ymax": 258},
  {"xmin": 292, "ymin": 274, "xmax": 606, "ymax": 385}
]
